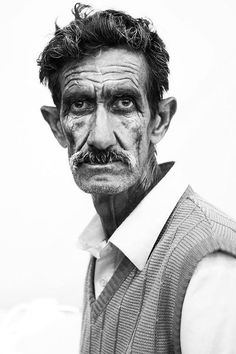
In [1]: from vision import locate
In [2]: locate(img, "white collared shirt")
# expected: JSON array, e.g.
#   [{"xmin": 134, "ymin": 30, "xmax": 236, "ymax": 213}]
[
  {"xmin": 79, "ymin": 162, "xmax": 236, "ymax": 353},
  {"xmin": 78, "ymin": 162, "xmax": 188, "ymax": 265}
]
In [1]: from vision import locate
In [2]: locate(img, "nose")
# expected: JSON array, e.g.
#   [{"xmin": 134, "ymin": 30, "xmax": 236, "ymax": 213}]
[{"xmin": 87, "ymin": 105, "xmax": 116, "ymax": 150}]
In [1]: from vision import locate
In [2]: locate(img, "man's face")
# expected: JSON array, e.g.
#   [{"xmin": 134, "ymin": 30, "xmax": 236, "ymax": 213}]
[{"xmin": 59, "ymin": 48, "xmax": 155, "ymax": 194}]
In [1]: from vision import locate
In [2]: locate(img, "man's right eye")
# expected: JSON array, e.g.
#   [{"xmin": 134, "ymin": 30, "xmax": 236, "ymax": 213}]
[{"xmin": 70, "ymin": 100, "xmax": 92, "ymax": 114}]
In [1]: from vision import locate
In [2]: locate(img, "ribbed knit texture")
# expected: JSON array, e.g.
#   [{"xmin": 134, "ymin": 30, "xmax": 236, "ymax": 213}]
[{"xmin": 80, "ymin": 186, "xmax": 236, "ymax": 353}]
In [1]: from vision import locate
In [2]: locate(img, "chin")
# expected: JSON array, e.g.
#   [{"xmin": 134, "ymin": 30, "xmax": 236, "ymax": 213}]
[{"xmin": 73, "ymin": 173, "xmax": 139, "ymax": 195}]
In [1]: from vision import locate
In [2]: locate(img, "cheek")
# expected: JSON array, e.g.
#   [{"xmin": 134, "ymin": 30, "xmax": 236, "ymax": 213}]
[
  {"xmin": 61, "ymin": 115, "xmax": 88, "ymax": 152},
  {"xmin": 128, "ymin": 115, "xmax": 149, "ymax": 158},
  {"xmin": 119, "ymin": 112, "xmax": 147, "ymax": 148}
]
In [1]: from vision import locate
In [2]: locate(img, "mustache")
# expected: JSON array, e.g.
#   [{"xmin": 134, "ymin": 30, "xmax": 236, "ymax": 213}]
[{"xmin": 69, "ymin": 148, "xmax": 136, "ymax": 170}]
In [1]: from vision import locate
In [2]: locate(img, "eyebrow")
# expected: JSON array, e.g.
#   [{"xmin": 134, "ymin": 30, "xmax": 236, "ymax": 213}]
[
  {"xmin": 103, "ymin": 85, "xmax": 143, "ymax": 101},
  {"xmin": 62, "ymin": 87, "xmax": 95, "ymax": 104}
]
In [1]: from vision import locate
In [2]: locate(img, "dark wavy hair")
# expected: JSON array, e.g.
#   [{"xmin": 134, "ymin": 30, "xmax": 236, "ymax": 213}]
[{"xmin": 37, "ymin": 3, "xmax": 170, "ymax": 117}]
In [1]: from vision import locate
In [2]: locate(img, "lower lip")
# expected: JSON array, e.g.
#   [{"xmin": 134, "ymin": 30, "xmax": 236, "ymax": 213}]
[
  {"xmin": 84, "ymin": 162, "xmax": 121, "ymax": 168},
  {"xmin": 80, "ymin": 162, "xmax": 125, "ymax": 172}
]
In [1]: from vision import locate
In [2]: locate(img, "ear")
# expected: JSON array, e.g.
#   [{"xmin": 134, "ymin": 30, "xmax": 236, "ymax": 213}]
[
  {"xmin": 150, "ymin": 97, "xmax": 177, "ymax": 145},
  {"xmin": 40, "ymin": 105, "xmax": 67, "ymax": 148}
]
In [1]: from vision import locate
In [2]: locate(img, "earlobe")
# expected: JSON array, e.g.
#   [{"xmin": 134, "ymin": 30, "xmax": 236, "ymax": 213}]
[
  {"xmin": 40, "ymin": 105, "xmax": 67, "ymax": 148},
  {"xmin": 150, "ymin": 97, "xmax": 177, "ymax": 145}
]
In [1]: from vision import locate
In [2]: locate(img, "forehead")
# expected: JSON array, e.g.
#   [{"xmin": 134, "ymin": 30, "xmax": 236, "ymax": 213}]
[{"xmin": 60, "ymin": 48, "xmax": 148, "ymax": 95}]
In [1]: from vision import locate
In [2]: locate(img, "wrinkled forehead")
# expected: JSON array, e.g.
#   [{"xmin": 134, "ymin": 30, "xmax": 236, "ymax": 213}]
[{"xmin": 59, "ymin": 48, "xmax": 149, "ymax": 96}]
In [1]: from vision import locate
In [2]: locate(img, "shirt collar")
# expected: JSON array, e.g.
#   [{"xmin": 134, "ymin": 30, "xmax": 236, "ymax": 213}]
[{"xmin": 78, "ymin": 162, "xmax": 188, "ymax": 270}]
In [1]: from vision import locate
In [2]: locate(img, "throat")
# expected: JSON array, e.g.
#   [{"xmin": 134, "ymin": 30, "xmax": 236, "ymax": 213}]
[{"xmin": 92, "ymin": 165, "xmax": 164, "ymax": 239}]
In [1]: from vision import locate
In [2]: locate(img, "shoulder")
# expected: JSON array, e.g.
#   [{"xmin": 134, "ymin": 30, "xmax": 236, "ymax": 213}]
[
  {"xmin": 186, "ymin": 189, "xmax": 236, "ymax": 235},
  {"xmin": 164, "ymin": 187, "xmax": 236, "ymax": 267},
  {"xmin": 181, "ymin": 252, "xmax": 236, "ymax": 354},
  {"xmin": 170, "ymin": 187, "xmax": 236, "ymax": 253},
  {"xmin": 159, "ymin": 188, "xmax": 236, "ymax": 291}
]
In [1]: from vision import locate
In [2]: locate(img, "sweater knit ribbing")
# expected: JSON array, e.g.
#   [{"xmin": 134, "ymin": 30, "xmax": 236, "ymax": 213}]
[{"xmin": 80, "ymin": 186, "xmax": 236, "ymax": 353}]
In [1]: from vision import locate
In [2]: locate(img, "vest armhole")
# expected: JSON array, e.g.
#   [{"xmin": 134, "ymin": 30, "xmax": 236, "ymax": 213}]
[{"xmin": 171, "ymin": 237, "xmax": 236, "ymax": 352}]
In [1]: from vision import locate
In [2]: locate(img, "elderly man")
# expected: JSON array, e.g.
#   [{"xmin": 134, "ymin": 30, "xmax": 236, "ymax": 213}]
[{"xmin": 38, "ymin": 3, "xmax": 236, "ymax": 353}]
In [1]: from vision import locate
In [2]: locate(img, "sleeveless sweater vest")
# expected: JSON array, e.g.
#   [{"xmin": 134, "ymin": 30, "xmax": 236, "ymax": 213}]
[{"xmin": 80, "ymin": 187, "xmax": 236, "ymax": 353}]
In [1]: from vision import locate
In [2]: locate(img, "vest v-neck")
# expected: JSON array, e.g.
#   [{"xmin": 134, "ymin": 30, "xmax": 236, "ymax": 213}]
[{"xmin": 88, "ymin": 255, "xmax": 135, "ymax": 319}]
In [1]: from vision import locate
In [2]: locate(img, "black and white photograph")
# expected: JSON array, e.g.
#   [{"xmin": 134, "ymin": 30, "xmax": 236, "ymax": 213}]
[{"xmin": 0, "ymin": 0, "xmax": 236, "ymax": 353}]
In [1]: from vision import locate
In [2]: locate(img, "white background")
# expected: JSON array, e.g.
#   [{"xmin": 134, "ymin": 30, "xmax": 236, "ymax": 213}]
[{"xmin": 0, "ymin": 0, "xmax": 236, "ymax": 310}]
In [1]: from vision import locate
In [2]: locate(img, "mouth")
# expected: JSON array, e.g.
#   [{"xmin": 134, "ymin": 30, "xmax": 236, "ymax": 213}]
[
  {"xmin": 82, "ymin": 161, "xmax": 123, "ymax": 168},
  {"xmin": 83, "ymin": 160, "xmax": 122, "ymax": 166},
  {"xmin": 83, "ymin": 156, "xmax": 123, "ymax": 165},
  {"xmin": 70, "ymin": 149, "xmax": 136, "ymax": 172},
  {"xmin": 79, "ymin": 161, "xmax": 127, "ymax": 175}
]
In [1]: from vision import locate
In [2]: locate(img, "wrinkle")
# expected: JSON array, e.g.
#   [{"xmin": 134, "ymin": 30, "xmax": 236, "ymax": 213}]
[
  {"xmin": 64, "ymin": 64, "xmax": 140, "ymax": 79},
  {"xmin": 64, "ymin": 81, "xmax": 81, "ymax": 92},
  {"xmin": 104, "ymin": 62, "xmax": 140, "ymax": 69},
  {"xmin": 99, "ymin": 77, "xmax": 140, "ymax": 88},
  {"xmin": 64, "ymin": 71, "xmax": 140, "ymax": 87},
  {"xmin": 64, "ymin": 77, "xmax": 100, "ymax": 90},
  {"xmin": 63, "ymin": 67, "xmax": 143, "ymax": 88},
  {"xmin": 64, "ymin": 69, "xmax": 100, "ymax": 82},
  {"xmin": 75, "ymin": 131, "xmax": 90, "ymax": 152},
  {"xmin": 63, "ymin": 78, "xmax": 141, "ymax": 96}
]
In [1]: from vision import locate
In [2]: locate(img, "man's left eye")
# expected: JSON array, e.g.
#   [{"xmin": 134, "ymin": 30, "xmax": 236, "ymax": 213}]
[{"xmin": 112, "ymin": 98, "xmax": 135, "ymax": 111}]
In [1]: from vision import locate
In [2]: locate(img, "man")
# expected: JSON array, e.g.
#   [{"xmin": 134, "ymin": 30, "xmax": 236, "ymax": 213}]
[{"xmin": 38, "ymin": 3, "xmax": 236, "ymax": 353}]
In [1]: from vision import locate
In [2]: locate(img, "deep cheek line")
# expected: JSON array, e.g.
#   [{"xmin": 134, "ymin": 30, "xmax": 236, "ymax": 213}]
[
  {"xmin": 134, "ymin": 126, "xmax": 144, "ymax": 162},
  {"xmin": 129, "ymin": 111, "xmax": 148, "ymax": 159}
]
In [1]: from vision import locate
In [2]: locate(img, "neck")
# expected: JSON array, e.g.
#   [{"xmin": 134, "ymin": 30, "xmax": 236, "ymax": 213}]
[{"xmin": 92, "ymin": 162, "xmax": 163, "ymax": 239}]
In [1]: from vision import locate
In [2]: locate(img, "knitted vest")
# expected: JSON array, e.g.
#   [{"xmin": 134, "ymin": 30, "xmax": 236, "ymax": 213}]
[{"xmin": 80, "ymin": 187, "xmax": 236, "ymax": 353}]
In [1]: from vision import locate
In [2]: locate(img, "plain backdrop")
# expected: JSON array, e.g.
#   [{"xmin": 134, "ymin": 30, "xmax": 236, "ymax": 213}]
[{"xmin": 0, "ymin": 0, "xmax": 236, "ymax": 310}]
